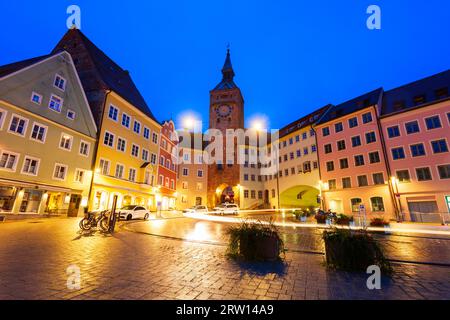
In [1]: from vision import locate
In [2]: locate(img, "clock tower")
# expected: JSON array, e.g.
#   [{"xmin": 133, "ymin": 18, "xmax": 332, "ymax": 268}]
[
  {"xmin": 207, "ymin": 49, "xmax": 244, "ymax": 208},
  {"xmin": 209, "ymin": 49, "xmax": 244, "ymax": 131}
]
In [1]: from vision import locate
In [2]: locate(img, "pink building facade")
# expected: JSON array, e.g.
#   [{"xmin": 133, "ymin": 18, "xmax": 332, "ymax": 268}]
[
  {"xmin": 315, "ymin": 89, "xmax": 396, "ymax": 220},
  {"xmin": 380, "ymin": 71, "xmax": 450, "ymax": 223}
]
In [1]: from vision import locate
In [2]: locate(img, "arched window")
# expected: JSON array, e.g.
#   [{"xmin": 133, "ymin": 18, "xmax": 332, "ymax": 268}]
[
  {"xmin": 370, "ymin": 197, "xmax": 385, "ymax": 212},
  {"xmin": 351, "ymin": 198, "xmax": 362, "ymax": 212}
]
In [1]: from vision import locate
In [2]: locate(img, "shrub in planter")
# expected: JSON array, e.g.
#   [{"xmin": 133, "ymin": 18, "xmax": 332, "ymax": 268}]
[
  {"xmin": 370, "ymin": 218, "xmax": 390, "ymax": 227},
  {"xmin": 315, "ymin": 212, "xmax": 327, "ymax": 224},
  {"xmin": 335, "ymin": 214, "xmax": 354, "ymax": 226},
  {"xmin": 322, "ymin": 228, "xmax": 392, "ymax": 273},
  {"xmin": 293, "ymin": 210, "xmax": 310, "ymax": 222},
  {"xmin": 226, "ymin": 220, "xmax": 285, "ymax": 261}
]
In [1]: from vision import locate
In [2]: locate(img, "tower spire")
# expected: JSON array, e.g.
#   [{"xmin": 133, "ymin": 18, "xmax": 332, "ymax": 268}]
[{"xmin": 221, "ymin": 47, "xmax": 234, "ymax": 80}]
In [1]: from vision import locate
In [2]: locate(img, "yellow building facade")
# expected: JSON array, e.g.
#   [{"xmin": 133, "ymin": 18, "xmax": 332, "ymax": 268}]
[{"xmin": 89, "ymin": 92, "xmax": 161, "ymax": 211}]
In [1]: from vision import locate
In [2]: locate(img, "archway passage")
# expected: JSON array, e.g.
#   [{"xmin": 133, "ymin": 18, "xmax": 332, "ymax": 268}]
[
  {"xmin": 220, "ymin": 186, "xmax": 235, "ymax": 203},
  {"xmin": 213, "ymin": 183, "xmax": 240, "ymax": 207},
  {"xmin": 279, "ymin": 185, "xmax": 320, "ymax": 209}
]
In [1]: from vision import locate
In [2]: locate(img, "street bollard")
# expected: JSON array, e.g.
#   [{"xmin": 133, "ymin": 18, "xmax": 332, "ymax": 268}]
[{"xmin": 108, "ymin": 195, "xmax": 118, "ymax": 233}]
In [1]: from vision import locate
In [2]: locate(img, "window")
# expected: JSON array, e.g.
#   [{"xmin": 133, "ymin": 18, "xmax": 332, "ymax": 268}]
[
  {"xmin": 129, "ymin": 168, "xmax": 136, "ymax": 182},
  {"xmin": 387, "ymin": 126, "xmax": 400, "ymax": 138},
  {"xmin": 396, "ymin": 170, "xmax": 410, "ymax": 182},
  {"xmin": 391, "ymin": 147, "xmax": 405, "ymax": 160},
  {"xmin": 311, "ymin": 144, "xmax": 317, "ymax": 153},
  {"xmin": 48, "ymin": 94, "xmax": 63, "ymax": 113},
  {"xmin": 271, "ymin": 189, "xmax": 275, "ymax": 198},
  {"xmin": 310, "ymin": 129, "xmax": 315, "ymax": 137},
  {"xmin": 354, "ymin": 155, "xmax": 365, "ymax": 166},
  {"xmin": 405, "ymin": 121, "xmax": 420, "ymax": 134},
  {"xmin": 160, "ymin": 156, "xmax": 165, "ymax": 165},
  {"xmin": 104, "ymin": 131, "xmax": 114, "ymax": 147},
  {"xmin": 0, "ymin": 151, "xmax": 19, "ymax": 171},
  {"xmin": 30, "ymin": 123, "xmax": 47, "ymax": 142},
  {"xmin": 425, "ymin": 116, "xmax": 441, "ymax": 130},
  {"xmin": 431, "ymin": 139, "xmax": 448, "ymax": 154},
  {"xmin": 251, "ymin": 190, "xmax": 256, "ymax": 199},
  {"xmin": 0, "ymin": 108, "xmax": 5, "ymax": 130},
  {"xmin": 303, "ymin": 147, "xmax": 309, "ymax": 155},
  {"xmin": 362, "ymin": 112, "xmax": 372, "ymax": 124},
  {"xmin": 326, "ymin": 161, "xmax": 334, "ymax": 172},
  {"xmin": 182, "ymin": 181, "xmax": 188, "ymax": 189},
  {"xmin": 143, "ymin": 127, "xmax": 150, "ymax": 139},
  {"xmin": 328, "ymin": 179, "xmax": 336, "ymax": 190},
  {"xmin": 351, "ymin": 198, "xmax": 362, "ymax": 212},
  {"xmin": 9, "ymin": 115, "xmax": 28, "ymax": 136},
  {"xmin": 324, "ymin": 144, "xmax": 332, "ymax": 154},
  {"xmin": 335, "ymin": 122, "xmax": 343, "ymax": 133},
  {"xmin": 99, "ymin": 159, "xmax": 110, "ymax": 175},
  {"xmin": 322, "ymin": 127, "xmax": 330, "ymax": 136},
  {"xmin": 348, "ymin": 117, "xmax": 358, "ymax": 128},
  {"xmin": 54, "ymin": 74, "xmax": 66, "ymax": 91},
  {"xmin": 182, "ymin": 168, "xmax": 189, "ymax": 176},
  {"xmin": 21, "ymin": 156, "xmax": 39, "ymax": 175},
  {"xmin": 290, "ymin": 152, "xmax": 294, "ymax": 160},
  {"xmin": 303, "ymin": 161, "xmax": 311, "ymax": 172},
  {"xmin": 122, "ymin": 113, "xmax": 131, "ymax": 128},
  {"xmin": 289, "ymin": 138, "xmax": 293, "ymax": 145},
  {"xmin": 53, "ymin": 164, "xmax": 68, "ymax": 180},
  {"xmin": 371, "ymin": 197, "xmax": 385, "ymax": 212},
  {"xmin": 369, "ymin": 151, "xmax": 380, "ymax": 164},
  {"xmin": 258, "ymin": 191, "xmax": 263, "ymax": 199},
  {"xmin": 337, "ymin": 140, "xmax": 346, "ymax": 151},
  {"xmin": 365, "ymin": 132, "xmax": 376, "ymax": 144},
  {"xmin": 131, "ymin": 144, "xmax": 139, "ymax": 157},
  {"xmin": 31, "ymin": 92, "xmax": 42, "ymax": 105},
  {"xmin": 244, "ymin": 190, "xmax": 249, "ymax": 198},
  {"xmin": 342, "ymin": 177, "xmax": 351, "ymax": 189},
  {"xmin": 150, "ymin": 153, "xmax": 157, "ymax": 164},
  {"xmin": 197, "ymin": 170, "xmax": 203, "ymax": 177},
  {"xmin": 251, "ymin": 174, "xmax": 256, "ymax": 181},
  {"xmin": 74, "ymin": 169, "xmax": 86, "ymax": 183},
  {"xmin": 117, "ymin": 137, "xmax": 126, "ymax": 152},
  {"xmin": 67, "ymin": 109, "xmax": 76, "ymax": 120},
  {"xmin": 115, "ymin": 164, "xmax": 124, "ymax": 179},
  {"xmin": 351, "ymin": 136, "xmax": 361, "ymax": 147},
  {"xmin": 373, "ymin": 173, "xmax": 385, "ymax": 185},
  {"xmin": 79, "ymin": 141, "xmax": 90, "ymax": 156},
  {"xmin": 108, "ymin": 105, "xmax": 118, "ymax": 121},
  {"xmin": 152, "ymin": 132, "xmax": 158, "ymax": 144},
  {"xmin": 435, "ymin": 87, "xmax": 449, "ymax": 99},
  {"xmin": 296, "ymin": 150, "xmax": 301, "ymax": 157},
  {"xmin": 437, "ymin": 165, "xmax": 450, "ymax": 179},
  {"xmin": 410, "ymin": 143, "xmax": 426, "ymax": 157},
  {"xmin": 59, "ymin": 134, "xmax": 73, "ymax": 151},
  {"xmin": 295, "ymin": 135, "xmax": 300, "ymax": 142},
  {"xmin": 302, "ymin": 132, "xmax": 307, "ymax": 140},
  {"xmin": 413, "ymin": 95, "xmax": 426, "ymax": 106},
  {"xmin": 339, "ymin": 158, "xmax": 349, "ymax": 169},
  {"xmin": 133, "ymin": 120, "xmax": 141, "ymax": 134},
  {"xmin": 357, "ymin": 175, "xmax": 368, "ymax": 187},
  {"xmin": 142, "ymin": 149, "xmax": 149, "ymax": 161},
  {"xmin": 416, "ymin": 167, "xmax": 432, "ymax": 181}
]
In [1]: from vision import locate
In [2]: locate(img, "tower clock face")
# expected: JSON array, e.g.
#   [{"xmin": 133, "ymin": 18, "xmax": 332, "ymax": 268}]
[{"xmin": 216, "ymin": 104, "xmax": 232, "ymax": 118}]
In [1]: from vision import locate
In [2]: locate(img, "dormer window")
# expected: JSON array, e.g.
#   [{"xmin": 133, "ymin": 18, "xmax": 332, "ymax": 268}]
[
  {"xmin": 435, "ymin": 87, "xmax": 448, "ymax": 100},
  {"xmin": 413, "ymin": 94, "xmax": 426, "ymax": 106},
  {"xmin": 67, "ymin": 109, "xmax": 76, "ymax": 120},
  {"xmin": 393, "ymin": 100, "xmax": 405, "ymax": 111},
  {"xmin": 54, "ymin": 74, "xmax": 66, "ymax": 91}
]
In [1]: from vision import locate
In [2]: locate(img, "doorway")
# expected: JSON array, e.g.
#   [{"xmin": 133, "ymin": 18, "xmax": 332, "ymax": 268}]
[{"xmin": 68, "ymin": 194, "xmax": 81, "ymax": 217}]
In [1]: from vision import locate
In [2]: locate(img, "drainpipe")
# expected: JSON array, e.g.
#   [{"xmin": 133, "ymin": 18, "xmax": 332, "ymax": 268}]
[
  {"xmin": 87, "ymin": 90, "xmax": 111, "ymax": 212},
  {"xmin": 311, "ymin": 124, "xmax": 325, "ymax": 211}
]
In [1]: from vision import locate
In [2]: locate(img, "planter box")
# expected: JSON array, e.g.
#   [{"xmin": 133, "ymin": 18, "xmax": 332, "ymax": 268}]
[
  {"xmin": 239, "ymin": 235, "xmax": 280, "ymax": 261},
  {"xmin": 300, "ymin": 216, "xmax": 307, "ymax": 222}
]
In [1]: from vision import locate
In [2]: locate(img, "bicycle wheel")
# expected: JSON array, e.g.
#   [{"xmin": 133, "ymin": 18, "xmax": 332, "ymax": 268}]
[
  {"xmin": 79, "ymin": 218, "xmax": 91, "ymax": 231},
  {"xmin": 98, "ymin": 217, "xmax": 109, "ymax": 232}
]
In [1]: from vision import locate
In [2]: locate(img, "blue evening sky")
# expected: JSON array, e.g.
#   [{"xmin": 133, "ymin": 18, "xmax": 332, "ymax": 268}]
[{"xmin": 1, "ymin": 0, "xmax": 449, "ymax": 129}]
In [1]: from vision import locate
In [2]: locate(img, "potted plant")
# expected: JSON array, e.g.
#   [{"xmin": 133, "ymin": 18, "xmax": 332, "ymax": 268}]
[
  {"xmin": 335, "ymin": 214, "xmax": 354, "ymax": 226},
  {"xmin": 370, "ymin": 217, "xmax": 390, "ymax": 227},
  {"xmin": 293, "ymin": 210, "xmax": 309, "ymax": 222},
  {"xmin": 315, "ymin": 210, "xmax": 327, "ymax": 224},
  {"xmin": 322, "ymin": 228, "xmax": 392, "ymax": 273},
  {"xmin": 226, "ymin": 219, "xmax": 285, "ymax": 261}
]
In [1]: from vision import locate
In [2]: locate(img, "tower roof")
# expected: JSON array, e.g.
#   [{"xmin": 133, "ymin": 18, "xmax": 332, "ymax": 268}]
[{"xmin": 213, "ymin": 48, "xmax": 238, "ymax": 90}]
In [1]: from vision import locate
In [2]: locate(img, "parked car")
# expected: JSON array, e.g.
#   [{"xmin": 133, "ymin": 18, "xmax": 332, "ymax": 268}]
[
  {"xmin": 183, "ymin": 205, "xmax": 209, "ymax": 214},
  {"xmin": 212, "ymin": 203, "xmax": 239, "ymax": 215},
  {"xmin": 118, "ymin": 205, "xmax": 150, "ymax": 221}
]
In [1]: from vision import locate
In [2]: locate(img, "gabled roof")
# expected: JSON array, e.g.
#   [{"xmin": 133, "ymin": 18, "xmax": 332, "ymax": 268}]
[
  {"xmin": 52, "ymin": 29, "xmax": 158, "ymax": 123},
  {"xmin": 317, "ymin": 88, "xmax": 383, "ymax": 124},
  {"xmin": 0, "ymin": 54, "xmax": 51, "ymax": 78},
  {"xmin": 381, "ymin": 69, "xmax": 450, "ymax": 116}
]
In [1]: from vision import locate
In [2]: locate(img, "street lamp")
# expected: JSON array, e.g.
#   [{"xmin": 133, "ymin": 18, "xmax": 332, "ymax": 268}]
[{"xmin": 391, "ymin": 176, "xmax": 403, "ymax": 221}]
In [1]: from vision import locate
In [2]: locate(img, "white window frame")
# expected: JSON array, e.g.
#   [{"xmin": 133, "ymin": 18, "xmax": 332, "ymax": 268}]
[
  {"xmin": 74, "ymin": 168, "xmax": 86, "ymax": 184},
  {"xmin": 0, "ymin": 107, "xmax": 6, "ymax": 130},
  {"xmin": 115, "ymin": 163, "xmax": 125, "ymax": 179},
  {"xmin": 98, "ymin": 158, "xmax": 111, "ymax": 176},
  {"xmin": 108, "ymin": 104, "xmax": 119, "ymax": 122},
  {"xmin": 131, "ymin": 144, "xmax": 140, "ymax": 158},
  {"xmin": 197, "ymin": 169, "xmax": 203, "ymax": 178},
  {"xmin": 20, "ymin": 155, "xmax": 41, "ymax": 176},
  {"xmin": 182, "ymin": 168, "xmax": 189, "ymax": 176},
  {"xmin": 30, "ymin": 92, "xmax": 43, "ymax": 105},
  {"xmin": 29, "ymin": 121, "xmax": 48, "ymax": 143},
  {"xmin": 133, "ymin": 120, "xmax": 141, "ymax": 134},
  {"xmin": 53, "ymin": 74, "xmax": 67, "ymax": 91},
  {"xmin": 59, "ymin": 133, "xmax": 73, "ymax": 151},
  {"xmin": 0, "ymin": 150, "xmax": 20, "ymax": 172},
  {"xmin": 48, "ymin": 94, "xmax": 63, "ymax": 113},
  {"xmin": 8, "ymin": 114, "xmax": 29, "ymax": 137},
  {"xmin": 121, "ymin": 112, "xmax": 131, "ymax": 129},
  {"xmin": 143, "ymin": 127, "xmax": 150, "ymax": 139},
  {"xmin": 117, "ymin": 136, "xmax": 127, "ymax": 152},
  {"xmin": 103, "ymin": 130, "xmax": 115, "ymax": 148},
  {"xmin": 129, "ymin": 167, "xmax": 137, "ymax": 182},
  {"xmin": 142, "ymin": 148, "xmax": 149, "ymax": 161},
  {"xmin": 79, "ymin": 140, "xmax": 91, "ymax": 157},
  {"xmin": 53, "ymin": 163, "xmax": 68, "ymax": 181},
  {"xmin": 66, "ymin": 109, "xmax": 76, "ymax": 120}
]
